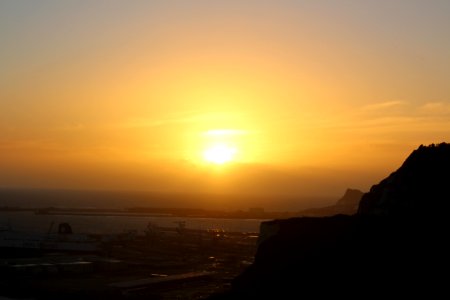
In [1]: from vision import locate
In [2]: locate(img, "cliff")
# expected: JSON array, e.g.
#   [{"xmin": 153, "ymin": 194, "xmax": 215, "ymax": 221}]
[
  {"xmin": 210, "ymin": 143, "xmax": 450, "ymax": 298},
  {"xmin": 298, "ymin": 188, "xmax": 363, "ymax": 216},
  {"xmin": 358, "ymin": 143, "xmax": 450, "ymax": 216}
]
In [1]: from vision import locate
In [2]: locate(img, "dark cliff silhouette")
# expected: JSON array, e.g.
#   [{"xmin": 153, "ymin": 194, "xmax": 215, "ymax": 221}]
[
  {"xmin": 210, "ymin": 143, "xmax": 450, "ymax": 299},
  {"xmin": 359, "ymin": 143, "xmax": 450, "ymax": 216}
]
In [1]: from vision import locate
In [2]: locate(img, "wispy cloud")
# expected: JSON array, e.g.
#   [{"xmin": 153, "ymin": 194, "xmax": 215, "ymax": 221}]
[
  {"xmin": 361, "ymin": 100, "xmax": 406, "ymax": 111},
  {"xmin": 419, "ymin": 101, "xmax": 450, "ymax": 115},
  {"xmin": 308, "ymin": 99, "xmax": 450, "ymax": 136}
]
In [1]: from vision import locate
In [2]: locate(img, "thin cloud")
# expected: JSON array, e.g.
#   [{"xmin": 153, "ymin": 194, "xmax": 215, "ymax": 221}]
[
  {"xmin": 419, "ymin": 101, "xmax": 450, "ymax": 115},
  {"xmin": 361, "ymin": 100, "xmax": 406, "ymax": 111}
]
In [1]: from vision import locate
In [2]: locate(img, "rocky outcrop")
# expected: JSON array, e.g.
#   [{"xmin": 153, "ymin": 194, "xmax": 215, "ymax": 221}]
[
  {"xmin": 336, "ymin": 188, "xmax": 364, "ymax": 208},
  {"xmin": 299, "ymin": 188, "xmax": 364, "ymax": 216},
  {"xmin": 210, "ymin": 144, "xmax": 450, "ymax": 299},
  {"xmin": 358, "ymin": 143, "xmax": 450, "ymax": 216}
]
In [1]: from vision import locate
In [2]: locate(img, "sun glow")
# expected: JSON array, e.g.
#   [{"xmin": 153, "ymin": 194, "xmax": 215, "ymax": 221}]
[{"xmin": 203, "ymin": 144, "xmax": 237, "ymax": 164}]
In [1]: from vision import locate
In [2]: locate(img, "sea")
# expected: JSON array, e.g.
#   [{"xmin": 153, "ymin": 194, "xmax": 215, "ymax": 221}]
[
  {"xmin": 0, "ymin": 211, "xmax": 265, "ymax": 235},
  {"xmin": 0, "ymin": 188, "xmax": 333, "ymax": 235}
]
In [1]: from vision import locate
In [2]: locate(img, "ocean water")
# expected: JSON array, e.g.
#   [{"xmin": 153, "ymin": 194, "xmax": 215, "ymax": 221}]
[{"xmin": 0, "ymin": 211, "xmax": 264, "ymax": 234}]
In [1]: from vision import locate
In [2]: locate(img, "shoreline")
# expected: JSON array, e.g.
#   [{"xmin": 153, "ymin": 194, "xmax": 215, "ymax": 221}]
[{"xmin": 1, "ymin": 207, "xmax": 298, "ymax": 220}]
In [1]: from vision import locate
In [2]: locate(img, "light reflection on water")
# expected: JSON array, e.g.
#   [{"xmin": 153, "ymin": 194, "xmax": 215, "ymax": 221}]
[{"xmin": 0, "ymin": 212, "xmax": 264, "ymax": 234}]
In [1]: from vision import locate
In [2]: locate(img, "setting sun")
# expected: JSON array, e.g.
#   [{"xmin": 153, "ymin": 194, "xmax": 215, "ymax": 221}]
[
  {"xmin": 2, "ymin": 1, "xmax": 450, "ymax": 198},
  {"xmin": 203, "ymin": 144, "xmax": 237, "ymax": 164},
  {"xmin": 2, "ymin": 1, "xmax": 450, "ymax": 299}
]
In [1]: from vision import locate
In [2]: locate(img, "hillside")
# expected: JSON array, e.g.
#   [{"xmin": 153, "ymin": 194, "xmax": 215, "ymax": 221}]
[{"xmin": 211, "ymin": 143, "xmax": 450, "ymax": 298}]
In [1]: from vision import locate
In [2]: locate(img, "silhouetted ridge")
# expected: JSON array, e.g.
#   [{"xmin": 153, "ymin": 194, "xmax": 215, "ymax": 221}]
[
  {"xmin": 336, "ymin": 188, "xmax": 363, "ymax": 208},
  {"xmin": 298, "ymin": 188, "xmax": 363, "ymax": 216},
  {"xmin": 358, "ymin": 142, "xmax": 450, "ymax": 216},
  {"xmin": 209, "ymin": 143, "xmax": 450, "ymax": 299}
]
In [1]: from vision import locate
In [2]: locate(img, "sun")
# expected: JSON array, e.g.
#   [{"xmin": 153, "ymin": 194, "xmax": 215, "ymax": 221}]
[{"xmin": 203, "ymin": 144, "xmax": 237, "ymax": 164}]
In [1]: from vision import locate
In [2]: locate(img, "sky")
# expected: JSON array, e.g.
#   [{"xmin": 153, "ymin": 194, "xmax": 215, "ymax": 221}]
[{"xmin": 1, "ymin": 1, "xmax": 450, "ymax": 202}]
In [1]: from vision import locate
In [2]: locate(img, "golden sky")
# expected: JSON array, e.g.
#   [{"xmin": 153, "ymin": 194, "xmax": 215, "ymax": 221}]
[{"xmin": 1, "ymin": 1, "xmax": 450, "ymax": 199}]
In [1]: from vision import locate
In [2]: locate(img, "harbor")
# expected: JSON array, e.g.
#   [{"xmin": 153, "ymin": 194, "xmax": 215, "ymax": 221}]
[{"xmin": 0, "ymin": 217, "xmax": 258, "ymax": 299}]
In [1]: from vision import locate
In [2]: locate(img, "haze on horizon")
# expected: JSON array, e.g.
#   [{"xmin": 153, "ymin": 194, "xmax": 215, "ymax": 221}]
[{"xmin": 1, "ymin": 1, "xmax": 450, "ymax": 202}]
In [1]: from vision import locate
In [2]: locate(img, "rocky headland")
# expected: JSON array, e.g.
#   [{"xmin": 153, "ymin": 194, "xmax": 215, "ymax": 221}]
[{"xmin": 211, "ymin": 143, "xmax": 450, "ymax": 298}]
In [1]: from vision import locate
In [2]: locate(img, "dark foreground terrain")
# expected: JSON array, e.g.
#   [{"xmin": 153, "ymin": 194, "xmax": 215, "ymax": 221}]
[
  {"xmin": 211, "ymin": 143, "xmax": 450, "ymax": 298},
  {"xmin": 0, "ymin": 227, "xmax": 257, "ymax": 299}
]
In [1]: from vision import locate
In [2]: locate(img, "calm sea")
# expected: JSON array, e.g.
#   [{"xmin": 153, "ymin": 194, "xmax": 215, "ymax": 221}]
[{"xmin": 0, "ymin": 211, "xmax": 264, "ymax": 234}]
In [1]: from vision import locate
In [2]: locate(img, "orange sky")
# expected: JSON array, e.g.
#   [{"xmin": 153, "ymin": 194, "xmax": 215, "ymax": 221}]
[{"xmin": 1, "ymin": 1, "xmax": 450, "ymax": 200}]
